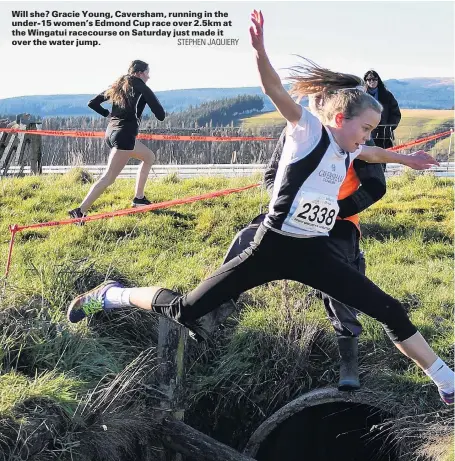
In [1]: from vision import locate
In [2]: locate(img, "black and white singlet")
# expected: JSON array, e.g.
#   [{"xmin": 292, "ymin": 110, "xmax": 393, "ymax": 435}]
[{"xmin": 264, "ymin": 108, "xmax": 363, "ymax": 238}]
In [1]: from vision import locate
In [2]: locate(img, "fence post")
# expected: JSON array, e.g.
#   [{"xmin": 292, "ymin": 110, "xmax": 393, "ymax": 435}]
[
  {"xmin": 448, "ymin": 129, "xmax": 453, "ymax": 168},
  {"xmin": 157, "ymin": 318, "xmax": 188, "ymax": 461},
  {"xmin": 29, "ymin": 121, "xmax": 43, "ymax": 174}
]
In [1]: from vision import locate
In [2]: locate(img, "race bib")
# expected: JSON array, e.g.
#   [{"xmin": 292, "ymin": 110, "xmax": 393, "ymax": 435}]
[{"xmin": 289, "ymin": 191, "xmax": 339, "ymax": 233}]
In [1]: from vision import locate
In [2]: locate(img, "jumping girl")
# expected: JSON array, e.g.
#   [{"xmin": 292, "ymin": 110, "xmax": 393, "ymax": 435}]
[{"xmin": 67, "ymin": 13, "xmax": 453, "ymax": 405}]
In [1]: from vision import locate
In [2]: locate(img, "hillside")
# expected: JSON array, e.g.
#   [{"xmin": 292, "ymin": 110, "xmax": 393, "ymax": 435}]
[
  {"xmin": 240, "ymin": 109, "xmax": 454, "ymax": 160},
  {"xmin": 0, "ymin": 171, "xmax": 453, "ymax": 460},
  {"xmin": 0, "ymin": 78, "xmax": 453, "ymax": 117}
]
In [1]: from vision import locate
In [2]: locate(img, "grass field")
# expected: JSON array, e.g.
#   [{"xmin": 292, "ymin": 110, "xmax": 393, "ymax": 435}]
[
  {"xmin": 0, "ymin": 170, "xmax": 453, "ymax": 460},
  {"xmin": 240, "ymin": 109, "xmax": 454, "ymax": 160}
]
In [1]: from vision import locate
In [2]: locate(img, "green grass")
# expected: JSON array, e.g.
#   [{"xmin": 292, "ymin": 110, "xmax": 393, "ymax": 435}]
[
  {"xmin": 240, "ymin": 110, "xmax": 285, "ymax": 131},
  {"xmin": 0, "ymin": 371, "xmax": 80, "ymax": 418},
  {"xmin": 393, "ymin": 110, "xmax": 454, "ymax": 160},
  {"xmin": 0, "ymin": 170, "xmax": 453, "ymax": 460},
  {"xmin": 393, "ymin": 109, "xmax": 453, "ymax": 142}
]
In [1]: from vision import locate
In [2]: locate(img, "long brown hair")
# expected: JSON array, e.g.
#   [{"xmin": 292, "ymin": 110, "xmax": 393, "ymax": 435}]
[
  {"xmin": 104, "ymin": 60, "xmax": 149, "ymax": 108},
  {"xmin": 287, "ymin": 57, "xmax": 382, "ymax": 123}
]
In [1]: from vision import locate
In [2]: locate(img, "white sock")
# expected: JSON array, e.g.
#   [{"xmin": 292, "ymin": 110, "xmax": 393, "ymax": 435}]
[
  {"xmin": 104, "ymin": 287, "xmax": 133, "ymax": 310},
  {"xmin": 424, "ymin": 358, "xmax": 454, "ymax": 393}
]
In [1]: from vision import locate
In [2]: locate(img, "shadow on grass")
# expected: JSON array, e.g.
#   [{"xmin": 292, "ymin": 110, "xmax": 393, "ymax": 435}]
[
  {"xmin": 0, "ymin": 397, "xmax": 68, "ymax": 461},
  {"xmin": 17, "ymin": 230, "xmax": 49, "ymax": 242},
  {"xmin": 150, "ymin": 209, "xmax": 195, "ymax": 220}
]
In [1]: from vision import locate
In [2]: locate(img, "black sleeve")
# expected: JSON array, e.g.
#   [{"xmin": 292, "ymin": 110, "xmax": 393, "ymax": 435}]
[
  {"xmin": 87, "ymin": 92, "xmax": 110, "ymax": 117},
  {"xmin": 387, "ymin": 91, "xmax": 401, "ymax": 130},
  {"xmin": 337, "ymin": 159, "xmax": 386, "ymax": 218},
  {"xmin": 136, "ymin": 81, "xmax": 165, "ymax": 121},
  {"xmin": 264, "ymin": 128, "xmax": 286, "ymax": 196}
]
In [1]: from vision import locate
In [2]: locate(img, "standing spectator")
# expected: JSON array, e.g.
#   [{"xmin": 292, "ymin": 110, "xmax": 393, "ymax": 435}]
[{"xmin": 364, "ymin": 70, "xmax": 401, "ymax": 152}]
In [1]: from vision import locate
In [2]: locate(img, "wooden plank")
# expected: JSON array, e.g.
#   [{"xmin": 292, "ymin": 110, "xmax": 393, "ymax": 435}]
[
  {"xmin": 0, "ymin": 133, "xmax": 18, "ymax": 176},
  {"xmin": 0, "ymin": 132, "xmax": 9, "ymax": 158},
  {"xmin": 11, "ymin": 133, "xmax": 28, "ymax": 175},
  {"xmin": 158, "ymin": 418, "xmax": 257, "ymax": 461}
]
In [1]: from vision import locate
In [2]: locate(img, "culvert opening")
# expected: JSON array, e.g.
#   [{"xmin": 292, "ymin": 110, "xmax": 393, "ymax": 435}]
[{"xmin": 254, "ymin": 402, "xmax": 398, "ymax": 461}]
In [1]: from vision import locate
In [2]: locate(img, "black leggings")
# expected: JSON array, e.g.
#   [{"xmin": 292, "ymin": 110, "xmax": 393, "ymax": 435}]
[
  {"xmin": 223, "ymin": 215, "xmax": 363, "ymax": 338},
  {"xmin": 153, "ymin": 223, "xmax": 417, "ymax": 342}
]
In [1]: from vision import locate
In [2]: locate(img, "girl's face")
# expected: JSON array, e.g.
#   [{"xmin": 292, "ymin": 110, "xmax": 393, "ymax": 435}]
[{"xmin": 336, "ymin": 108, "xmax": 380, "ymax": 153}]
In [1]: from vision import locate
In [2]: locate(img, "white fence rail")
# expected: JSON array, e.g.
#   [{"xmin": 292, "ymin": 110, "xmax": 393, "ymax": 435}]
[{"xmin": 2, "ymin": 163, "xmax": 454, "ymax": 178}]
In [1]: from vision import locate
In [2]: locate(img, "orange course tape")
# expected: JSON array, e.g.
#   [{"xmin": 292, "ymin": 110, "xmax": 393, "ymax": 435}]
[
  {"xmin": 4, "ymin": 183, "xmax": 260, "ymax": 277},
  {"xmin": 389, "ymin": 130, "xmax": 452, "ymax": 151},
  {"xmin": 0, "ymin": 128, "xmax": 277, "ymax": 142},
  {"xmin": 2, "ymin": 127, "xmax": 453, "ymax": 277},
  {"xmin": 1, "ymin": 127, "xmax": 451, "ymax": 145}
]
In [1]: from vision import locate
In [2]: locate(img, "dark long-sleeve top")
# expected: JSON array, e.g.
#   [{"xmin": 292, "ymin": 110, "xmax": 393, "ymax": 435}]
[
  {"xmin": 371, "ymin": 87, "xmax": 401, "ymax": 141},
  {"xmin": 264, "ymin": 128, "xmax": 386, "ymax": 219},
  {"xmin": 88, "ymin": 76, "xmax": 165, "ymax": 134}
]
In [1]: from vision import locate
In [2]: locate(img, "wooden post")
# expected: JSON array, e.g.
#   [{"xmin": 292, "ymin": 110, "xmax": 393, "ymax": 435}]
[
  {"xmin": 156, "ymin": 318, "xmax": 188, "ymax": 461},
  {"xmin": 153, "ymin": 306, "xmax": 251, "ymax": 460},
  {"xmin": 28, "ymin": 122, "xmax": 43, "ymax": 174}
]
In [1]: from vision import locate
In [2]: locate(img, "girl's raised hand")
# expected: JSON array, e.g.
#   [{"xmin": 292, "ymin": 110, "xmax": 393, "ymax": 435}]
[{"xmin": 249, "ymin": 9, "xmax": 265, "ymax": 52}]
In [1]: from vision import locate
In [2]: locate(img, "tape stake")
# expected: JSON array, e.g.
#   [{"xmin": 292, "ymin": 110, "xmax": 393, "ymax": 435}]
[{"xmin": 5, "ymin": 224, "xmax": 18, "ymax": 278}]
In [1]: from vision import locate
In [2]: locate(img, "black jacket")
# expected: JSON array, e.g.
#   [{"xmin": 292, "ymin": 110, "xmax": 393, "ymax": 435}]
[
  {"xmin": 88, "ymin": 76, "xmax": 165, "ymax": 134},
  {"xmin": 371, "ymin": 87, "xmax": 401, "ymax": 146}
]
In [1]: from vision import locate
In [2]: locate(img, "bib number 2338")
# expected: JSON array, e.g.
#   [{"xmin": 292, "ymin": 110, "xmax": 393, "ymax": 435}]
[{"xmin": 289, "ymin": 191, "xmax": 339, "ymax": 233}]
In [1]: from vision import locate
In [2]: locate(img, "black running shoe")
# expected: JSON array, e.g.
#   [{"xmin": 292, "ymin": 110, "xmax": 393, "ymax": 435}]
[
  {"xmin": 132, "ymin": 196, "xmax": 152, "ymax": 207},
  {"xmin": 68, "ymin": 207, "xmax": 87, "ymax": 226},
  {"xmin": 183, "ymin": 318, "xmax": 211, "ymax": 343}
]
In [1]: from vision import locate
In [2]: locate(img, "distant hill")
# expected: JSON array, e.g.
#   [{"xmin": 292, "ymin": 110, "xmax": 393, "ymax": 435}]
[
  {"xmin": 384, "ymin": 78, "xmax": 454, "ymax": 109},
  {"xmin": 0, "ymin": 78, "xmax": 453, "ymax": 117}
]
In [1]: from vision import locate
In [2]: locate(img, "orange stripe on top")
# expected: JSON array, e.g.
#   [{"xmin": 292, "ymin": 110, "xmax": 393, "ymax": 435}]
[{"xmin": 337, "ymin": 164, "xmax": 361, "ymax": 233}]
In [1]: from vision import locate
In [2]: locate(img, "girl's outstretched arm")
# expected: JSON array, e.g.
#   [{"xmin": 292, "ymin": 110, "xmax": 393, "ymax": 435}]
[
  {"xmin": 358, "ymin": 146, "xmax": 439, "ymax": 170},
  {"xmin": 250, "ymin": 10, "xmax": 301, "ymax": 124}
]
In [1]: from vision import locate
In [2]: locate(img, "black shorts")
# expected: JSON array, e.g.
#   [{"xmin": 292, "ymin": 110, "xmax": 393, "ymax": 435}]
[{"xmin": 105, "ymin": 126, "xmax": 136, "ymax": 150}]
